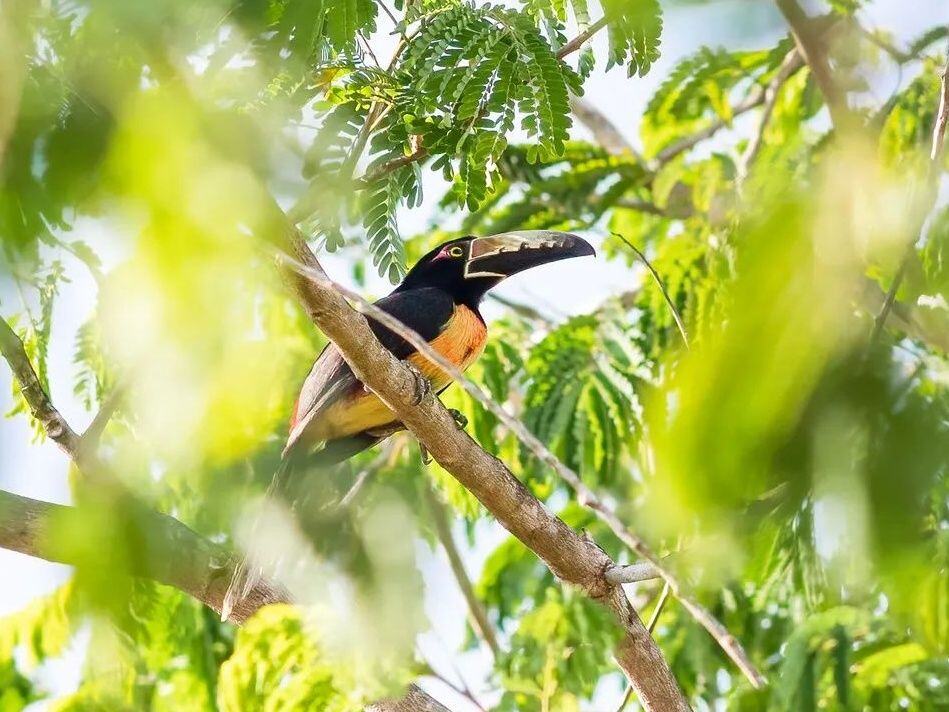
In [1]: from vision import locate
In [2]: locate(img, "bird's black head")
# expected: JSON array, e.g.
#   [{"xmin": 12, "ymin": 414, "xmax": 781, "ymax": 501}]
[{"xmin": 395, "ymin": 231, "xmax": 595, "ymax": 307}]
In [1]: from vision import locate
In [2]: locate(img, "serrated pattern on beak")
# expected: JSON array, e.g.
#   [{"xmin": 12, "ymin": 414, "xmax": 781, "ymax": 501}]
[{"xmin": 464, "ymin": 231, "xmax": 592, "ymax": 279}]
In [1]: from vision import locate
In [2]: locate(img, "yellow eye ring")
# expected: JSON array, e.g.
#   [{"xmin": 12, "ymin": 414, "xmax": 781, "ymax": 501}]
[{"xmin": 448, "ymin": 246, "xmax": 464, "ymax": 258}]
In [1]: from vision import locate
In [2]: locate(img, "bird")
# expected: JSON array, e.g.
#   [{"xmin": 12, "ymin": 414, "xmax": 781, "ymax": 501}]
[
  {"xmin": 222, "ymin": 230, "xmax": 593, "ymax": 617},
  {"xmin": 283, "ymin": 229, "xmax": 595, "ymax": 469}
]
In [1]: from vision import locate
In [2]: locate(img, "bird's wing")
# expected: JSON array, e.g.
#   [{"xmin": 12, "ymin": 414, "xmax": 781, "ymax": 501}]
[{"xmin": 285, "ymin": 287, "xmax": 455, "ymax": 450}]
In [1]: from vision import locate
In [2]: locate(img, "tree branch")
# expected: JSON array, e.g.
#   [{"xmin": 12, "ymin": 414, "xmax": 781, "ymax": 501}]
[
  {"xmin": 654, "ymin": 88, "xmax": 768, "ymax": 166},
  {"xmin": 366, "ymin": 685, "xmax": 451, "ymax": 712},
  {"xmin": 424, "ymin": 485, "xmax": 501, "ymax": 660},
  {"xmin": 737, "ymin": 48, "xmax": 802, "ymax": 184},
  {"xmin": 557, "ymin": 16, "xmax": 610, "ymax": 59},
  {"xmin": 0, "ymin": 488, "xmax": 288, "ymax": 624},
  {"xmin": 0, "ymin": 316, "xmax": 82, "ymax": 456},
  {"xmin": 775, "ymin": 1, "xmax": 850, "ymax": 128},
  {"xmin": 81, "ymin": 383, "xmax": 124, "ymax": 449},
  {"xmin": 570, "ymin": 96, "xmax": 641, "ymax": 160},
  {"xmin": 604, "ymin": 562, "xmax": 660, "ymax": 585},
  {"xmin": 655, "ymin": 46, "xmax": 805, "ymax": 167},
  {"xmin": 870, "ymin": 50, "xmax": 949, "ymax": 346},
  {"xmin": 487, "ymin": 293, "xmax": 555, "ymax": 326},
  {"xmin": 0, "ymin": 307, "xmax": 444, "ymax": 711},
  {"xmin": 356, "ymin": 146, "xmax": 429, "ymax": 187},
  {"xmin": 274, "ymin": 234, "xmax": 690, "ymax": 709}
]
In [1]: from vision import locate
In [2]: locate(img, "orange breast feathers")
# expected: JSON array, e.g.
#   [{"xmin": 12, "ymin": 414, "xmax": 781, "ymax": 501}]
[{"xmin": 311, "ymin": 304, "xmax": 488, "ymax": 441}]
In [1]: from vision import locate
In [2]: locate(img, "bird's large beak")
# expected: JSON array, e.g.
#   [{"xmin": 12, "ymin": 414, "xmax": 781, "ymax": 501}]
[{"xmin": 464, "ymin": 230, "xmax": 595, "ymax": 279}]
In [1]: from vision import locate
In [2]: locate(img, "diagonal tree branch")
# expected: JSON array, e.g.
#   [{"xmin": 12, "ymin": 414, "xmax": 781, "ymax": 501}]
[
  {"xmin": 570, "ymin": 96, "xmax": 641, "ymax": 160},
  {"xmin": 424, "ymin": 485, "xmax": 501, "ymax": 660},
  {"xmin": 870, "ymin": 50, "xmax": 949, "ymax": 346},
  {"xmin": 557, "ymin": 16, "xmax": 610, "ymax": 59},
  {"xmin": 775, "ymin": 1, "xmax": 851, "ymax": 128},
  {"xmin": 737, "ymin": 48, "xmax": 802, "ymax": 185},
  {"xmin": 366, "ymin": 685, "xmax": 451, "ymax": 712},
  {"xmin": 0, "ymin": 316, "xmax": 83, "ymax": 456},
  {"xmin": 654, "ymin": 88, "xmax": 771, "ymax": 166}
]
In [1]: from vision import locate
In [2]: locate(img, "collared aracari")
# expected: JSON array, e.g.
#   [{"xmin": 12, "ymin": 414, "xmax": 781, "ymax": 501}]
[{"xmin": 284, "ymin": 230, "xmax": 595, "ymax": 468}]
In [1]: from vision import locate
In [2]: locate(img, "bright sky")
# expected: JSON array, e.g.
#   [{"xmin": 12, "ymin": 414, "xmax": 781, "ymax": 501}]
[{"xmin": 1, "ymin": 1, "xmax": 946, "ymax": 710}]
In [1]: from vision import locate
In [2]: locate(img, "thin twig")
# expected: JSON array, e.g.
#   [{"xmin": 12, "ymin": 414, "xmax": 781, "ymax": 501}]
[
  {"xmin": 647, "ymin": 584, "xmax": 671, "ymax": 634},
  {"xmin": 870, "ymin": 49, "xmax": 949, "ymax": 346},
  {"xmin": 613, "ymin": 234, "xmax": 689, "ymax": 350},
  {"xmin": 420, "ymin": 652, "xmax": 488, "ymax": 712},
  {"xmin": 737, "ymin": 49, "xmax": 801, "ymax": 185},
  {"xmin": 604, "ymin": 562, "xmax": 660, "ymax": 585},
  {"xmin": 613, "ymin": 198, "xmax": 679, "ymax": 218},
  {"xmin": 280, "ymin": 251, "xmax": 764, "ymax": 689},
  {"xmin": 424, "ymin": 485, "xmax": 502, "ymax": 660},
  {"xmin": 337, "ymin": 467, "xmax": 373, "ymax": 508},
  {"xmin": 357, "ymin": 146, "xmax": 429, "ymax": 185},
  {"xmin": 557, "ymin": 16, "xmax": 609, "ymax": 59},
  {"xmin": 854, "ymin": 23, "xmax": 912, "ymax": 64},
  {"xmin": 655, "ymin": 89, "xmax": 766, "ymax": 166},
  {"xmin": 656, "ymin": 46, "xmax": 803, "ymax": 167},
  {"xmin": 81, "ymin": 383, "xmax": 124, "ymax": 450},
  {"xmin": 378, "ymin": 0, "xmax": 399, "ymax": 29},
  {"xmin": 487, "ymin": 293, "xmax": 555, "ymax": 326}
]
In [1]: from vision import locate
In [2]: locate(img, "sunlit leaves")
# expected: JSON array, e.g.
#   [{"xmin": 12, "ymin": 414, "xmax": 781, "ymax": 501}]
[
  {"xmin": 495, "ymin": 589, "xmax": 619, "ymax": 711},
  {"xmin": 0, "ymin": 583, "xmax": 76, "ymax": 670},
  {"xmin": 602, "ymin": 0, "xmax": 662, "ymax": 77},
  {"xmin": 879, "ymin": 63, "xmax": 944, "ymax": 174},
  {"xmin": 218, "ymin": 602, "xmax": 416, "ymax": 711},
  {"xmin": 641, "ymin": 44, "xmax": 782, "ymax": 158},
  {"xmin": 522, "ymin": 311, "xmax": 649, "ymax": 486},
  {"xmin": 218, "ymin": 606, "xmax": 344, "ymax": 711},
  {"xmin": 100, "ymin": 88, "xmax": 299, "ymax": 466}
]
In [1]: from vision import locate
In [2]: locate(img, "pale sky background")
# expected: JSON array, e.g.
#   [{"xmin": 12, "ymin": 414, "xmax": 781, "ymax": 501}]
[{"xmin": 1, "ymin": 1, "xmax": 946, "ymax": 710}]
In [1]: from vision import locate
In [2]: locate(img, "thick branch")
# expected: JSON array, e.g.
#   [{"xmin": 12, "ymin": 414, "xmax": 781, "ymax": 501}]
[
  {"xmin": 0, "ymin": 490, "xmax": 449, "ymax": 710},
  {"xmin": 0, "ymin": 489, "xmax": 287, "ymax": 624},
  {"xmin": 276, "ymin": 234, "xmax": 690, "ymax": 710},
  {"xmin": 366, "ymin": 685, "xmax": 451, "ymax": 712}
]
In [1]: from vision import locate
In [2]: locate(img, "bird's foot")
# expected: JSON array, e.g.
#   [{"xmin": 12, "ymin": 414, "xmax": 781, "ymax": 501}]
[
  {"xmin": 448, "ymin": 408, "xmax": 468, "ymax": 430},
  {"xmin": 404, "ymin": 362, "xmax": 432, "ymax": 406}
]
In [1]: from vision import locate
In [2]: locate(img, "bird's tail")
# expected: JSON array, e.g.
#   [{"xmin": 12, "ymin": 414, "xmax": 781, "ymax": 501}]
[
  {"xmin": 220, "ymin": 434, "xmax": 382, "ymax": 621},
  {"xmin": 221, "ymin": 448, "xmax": 306, "ymax": 621}
]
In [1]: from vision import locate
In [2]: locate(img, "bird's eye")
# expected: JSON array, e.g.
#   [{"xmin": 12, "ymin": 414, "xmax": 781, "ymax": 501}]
[{"xmin": 448, "ymin": 246, "xmax": 464, "ymax": 258}]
